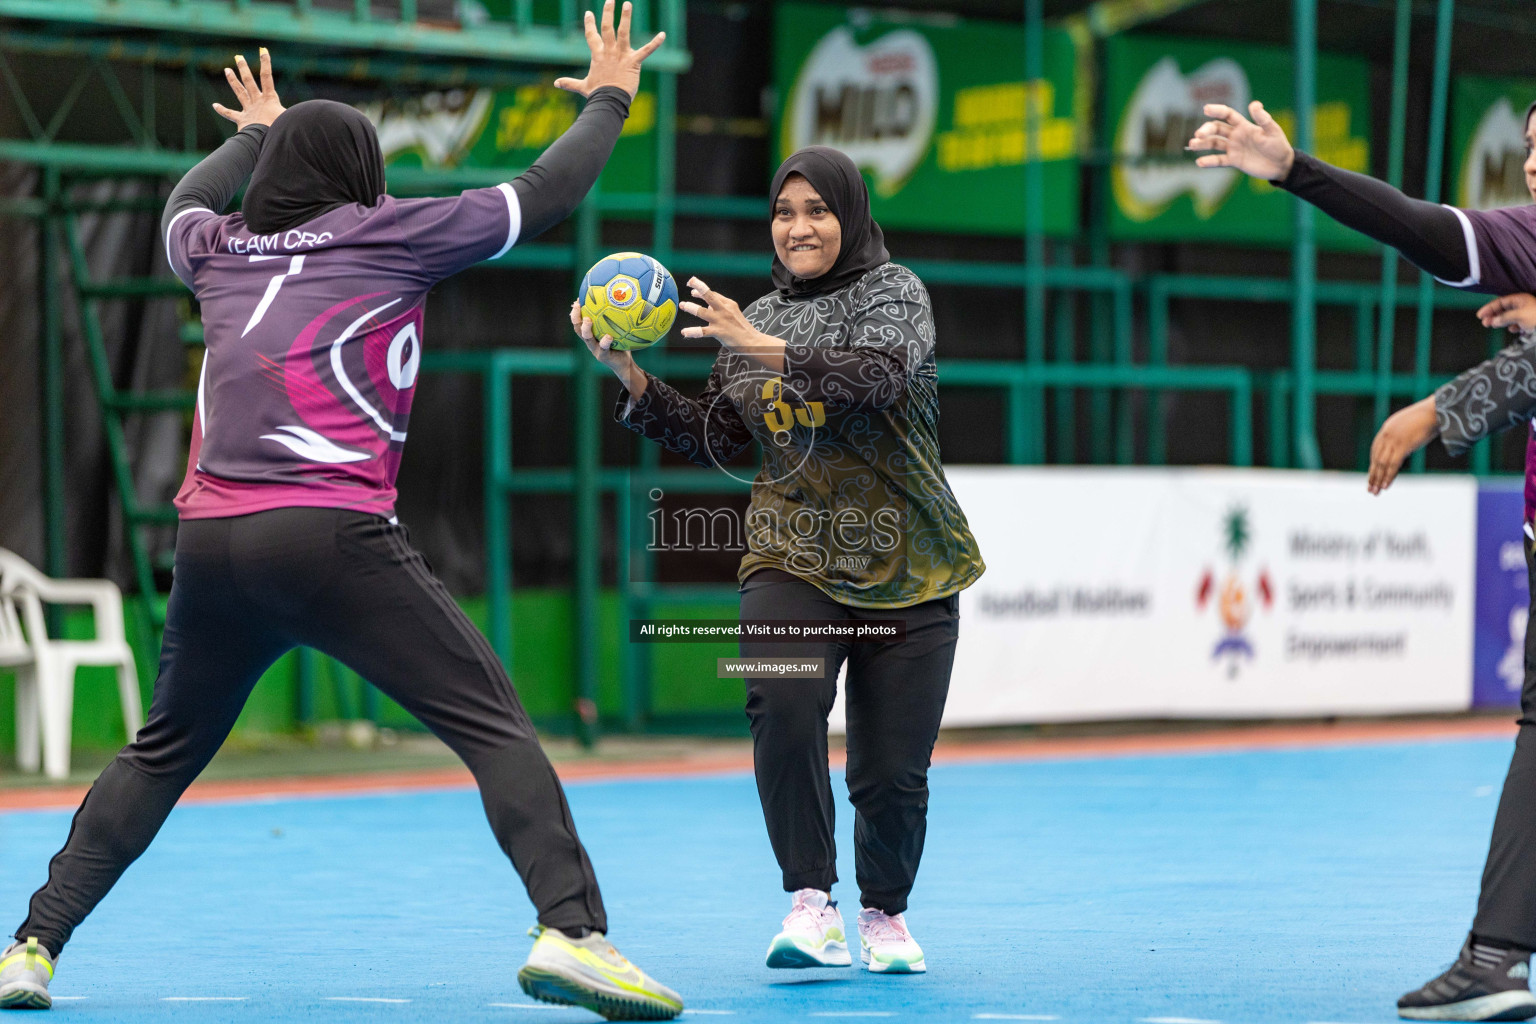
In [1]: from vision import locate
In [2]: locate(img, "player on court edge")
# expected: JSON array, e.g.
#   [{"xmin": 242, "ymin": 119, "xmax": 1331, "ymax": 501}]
[
  {"xmin": 1191, "ymin": 95, "xmax": 1536, "ymax": 1024},
  {"xmin": 0, "ymin": 5, "xmax": 683, "ymax": 1021}
]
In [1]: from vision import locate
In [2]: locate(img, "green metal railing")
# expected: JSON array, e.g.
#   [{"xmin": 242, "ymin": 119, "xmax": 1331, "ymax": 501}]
[
  {"xmin": 419, "ymin": 345, "xmax": 1257, "ymax": 732},
  {"xmin": 0, "ymin": 0, "xmax": 691, "ymax": 73},
  {"xmin": 3, "ymin": 0, "xmax": 1515, "ymax": 741}
]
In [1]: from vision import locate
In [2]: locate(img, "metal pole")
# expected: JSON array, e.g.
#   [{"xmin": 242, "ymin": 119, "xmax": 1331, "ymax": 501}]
[
  {"xmin": 1024, "ymin": 0, "xmax": 1046, "ymax": 464},
  {"xmin": 1051, "ymin": 241, "xmax": 1076, "ymax": 463},
  {"xmin": 41, "ymin": 167, "xmax": 65, "ymax": 583},
  {"xmin": 1355, "ymin": 298, "xmax": 1376, "ymax": 467},
  {"xmin": 1112, "ymin": 276, "xmax": 1135, "ymax": 463},
  {"xmin": 1290, "ymin": 0, "xmax": 1321, "ymax": 470},
  {"xmin": 573, "ymin": 189, "xmax": 602, "ymax": 748},
  {"xmin": 1410, "ymin": 0, "xmax": 1454, "ymax": 474},
  {"xmin": 1374, "ymin": 0, "xmax": 1412, "ymax": 426},
  {"xmin": 1087, "ymin": 40, "xmax": 1113, "ymax": 465},
  {"xmin": 654, "ymin": 73, "xmax": 676, "ymax": 260},
  {"xmin": 1147, "ymin": 279, "xmax": 1168, "ymax": 465},
  {"xmin": 485, "ymin": 359, "xmax": 512, "ymax": 672},
  {"xmin": 621, "ymin": 67, "xmax": 677, "ymax": 733}
]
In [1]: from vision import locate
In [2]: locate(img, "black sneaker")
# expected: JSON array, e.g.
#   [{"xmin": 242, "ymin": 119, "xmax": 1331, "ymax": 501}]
[{"xmin": 1398, "ymin": 936, "xmax": 1536, "ymax": 1021}]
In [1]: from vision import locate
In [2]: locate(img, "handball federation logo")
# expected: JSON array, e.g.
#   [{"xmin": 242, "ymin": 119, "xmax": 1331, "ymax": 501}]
[
  {"xmin": 606, "ymin": 276, "xmax": 639, "ymax": 308},
  {"xmin": 1195, "ymin": 506, "xmax": 1273, "ymax": 678}
]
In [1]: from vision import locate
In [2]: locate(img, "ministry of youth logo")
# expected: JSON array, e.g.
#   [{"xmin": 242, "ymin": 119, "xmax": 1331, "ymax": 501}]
[{"xmin": 1195, "ymin": 507, "xmax": 1273, "ymax": 678}]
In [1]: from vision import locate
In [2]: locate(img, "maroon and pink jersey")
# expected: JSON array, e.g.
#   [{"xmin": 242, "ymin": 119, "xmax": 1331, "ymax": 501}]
[
  {"xmin": 1433, "ymin": 205, "xmax": 1536, "ymax": 519},
  {"xmin": 1450, "ymin": 205, "xmax": 1536, "ymax": 297},
  {"xmin": 165, "ymin": 185, "xmax": 520, "ymax": 520}
]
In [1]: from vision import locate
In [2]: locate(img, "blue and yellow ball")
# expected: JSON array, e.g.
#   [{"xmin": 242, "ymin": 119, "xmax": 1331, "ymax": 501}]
[{"xmin": 578, "ymin": 251, "xmax": 679, "ymax": 351}]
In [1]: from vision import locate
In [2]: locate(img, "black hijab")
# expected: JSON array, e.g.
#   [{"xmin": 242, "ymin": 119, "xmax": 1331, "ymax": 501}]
[
  {"xmin": 242, "ymin": 99, "xmax": 386, "ymax": 234},
  {"xmin": 769, "ymin": 146, "xmax": 890, "ymax": 298}
]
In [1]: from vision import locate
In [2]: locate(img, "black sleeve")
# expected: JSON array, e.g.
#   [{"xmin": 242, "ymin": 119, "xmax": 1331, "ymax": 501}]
[
  {"xmin": 1277, "ymin": 150, "xmax": 1469, "ymax": 282},
  {"xmin": 510, "ymin": 86, "xmax": 632, "ymax": 241},
  {"xmin": 160, "ymin": 124, "xmax": 267, "ymax": 238}
]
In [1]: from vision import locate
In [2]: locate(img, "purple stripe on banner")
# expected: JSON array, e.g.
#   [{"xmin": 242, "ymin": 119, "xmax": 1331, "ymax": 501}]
[{"xmin": 1473, "ymin": 483, "xmax": 1528, "ymax": 709}]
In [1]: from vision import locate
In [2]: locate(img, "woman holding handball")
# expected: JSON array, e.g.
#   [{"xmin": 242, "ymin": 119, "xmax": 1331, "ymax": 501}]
[
  {"xmin": 0, "ymin": 4, "xmax": 684, "ymax": 1020},
  {"xmin": 573, "ymin": 146, "xmax": 984, "ymax": 974},
  {"xmin": 1190, "ymin": 98, "xmax": 1536, "ymax": 1022}
]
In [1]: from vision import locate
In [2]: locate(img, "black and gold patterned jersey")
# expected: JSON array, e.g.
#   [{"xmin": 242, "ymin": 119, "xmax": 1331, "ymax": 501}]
[
  {"xmin": 1434, "ymin": 326, "xmax": 1536, "ymax": 521},
  {"xmin": 614, "ymin": 262, "xmax": 985, "ymax": 609}
]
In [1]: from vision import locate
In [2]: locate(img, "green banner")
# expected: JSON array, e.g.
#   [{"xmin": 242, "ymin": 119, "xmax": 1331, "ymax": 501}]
[
  {"xmin": 1105, "ymin": 34, "xmax": 1372, "ymax": 250},
  {"xmin": 773, "ymin": 3, "xmax": 1078, "ymax": 236},
  {"xmin": 1451, "ymin": 75, "xmax": 1536, "ymax": 211},
  {"xmin": 360, "ymin": 77, "xmax": 657, "ymax": 192}
]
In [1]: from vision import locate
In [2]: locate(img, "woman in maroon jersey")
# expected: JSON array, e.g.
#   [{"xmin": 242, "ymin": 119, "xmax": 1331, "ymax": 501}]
[
  {"xmin": 0, "ymin": 6, "xmax": 683, "ymax": 1020},
  {"xmin": 1191, "ymin": 98, "xmax": 1536, "ymax": 1023}
]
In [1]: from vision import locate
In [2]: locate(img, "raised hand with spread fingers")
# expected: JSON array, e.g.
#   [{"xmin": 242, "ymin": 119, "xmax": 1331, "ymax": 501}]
[
  {"xmin": 1187, "ymin": 100, "xmax": 1295, "ymax": 181},
  {"xmin": 212, "ymin": 47, "xmax": 285, "ymax": 130},
  {"xmin": 553, "ymin": 0, "xmax": 666, "ymax": 100}
]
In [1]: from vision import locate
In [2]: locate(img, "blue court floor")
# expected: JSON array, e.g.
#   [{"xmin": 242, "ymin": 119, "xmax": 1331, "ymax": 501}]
[{"xmin": 0, "ymin": 735, "xmax": 1516, "ymax": 1022}]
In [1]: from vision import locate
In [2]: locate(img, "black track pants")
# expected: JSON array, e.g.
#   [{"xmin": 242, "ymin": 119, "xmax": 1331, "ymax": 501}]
[
  {"xmin": 1474, "ymin": 531, "xmax": 1536, "ymax": 948},
  {"xmin": 738, "ymin": 571, "xmax": 959, "ymax": 916},
  {"xmin": 14, "ymin": 508, "xmax": 605, "ymax": 956}
]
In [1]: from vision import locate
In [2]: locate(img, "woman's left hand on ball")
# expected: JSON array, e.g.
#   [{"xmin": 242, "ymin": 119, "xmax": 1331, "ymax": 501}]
[{"xmin": 680, "ymin": 277, "xmax": 759, "ymax": 349}]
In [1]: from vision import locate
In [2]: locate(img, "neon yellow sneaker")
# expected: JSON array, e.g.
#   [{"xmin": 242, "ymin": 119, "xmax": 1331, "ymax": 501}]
[
  {"xmin": 0, "ymin": 937, "xmax": 53, "ymax": 1010},
  {"xmin": 517, "ymin": 925, "xmax": 683, "ymax": 1021}
]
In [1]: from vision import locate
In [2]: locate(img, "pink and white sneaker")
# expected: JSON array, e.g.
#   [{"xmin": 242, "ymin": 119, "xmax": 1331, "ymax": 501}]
[
  {"xmin": 765, "ymin": 888, "xmax": 852, "ymax": 968},
  {"xmin": 857, "ymin": 908, "xmax": 926, "ymax": 974}
]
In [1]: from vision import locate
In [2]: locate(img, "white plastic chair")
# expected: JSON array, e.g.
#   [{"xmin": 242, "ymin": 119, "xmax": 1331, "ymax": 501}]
[
  {"xmin": 0, "ymin": 585, "xmax": 38, "ymax": 774},
  {"xmin": 0, "ymin": 549, "xmax": 143, "ymax": 780}
]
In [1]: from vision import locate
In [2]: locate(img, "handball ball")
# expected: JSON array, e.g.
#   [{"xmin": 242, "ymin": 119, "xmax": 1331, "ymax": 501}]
[{"xmin": 578, "ymin": 251, "xmax": 679, "ymax": 351}]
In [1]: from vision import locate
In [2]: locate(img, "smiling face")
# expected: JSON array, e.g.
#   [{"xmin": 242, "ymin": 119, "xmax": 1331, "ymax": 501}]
[
  {"xmin": 772, "ymin": 174, "xmax": 842, "ymax": 279},
  {"xmin": 1526, "ymin": 108, "xmax": 1536, "ymax": 202}
]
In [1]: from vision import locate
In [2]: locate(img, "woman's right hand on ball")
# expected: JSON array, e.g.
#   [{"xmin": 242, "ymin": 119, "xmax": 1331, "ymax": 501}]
[{"xmin": 572, "ymin": 302, "xmax": 647, "ymax": 398}]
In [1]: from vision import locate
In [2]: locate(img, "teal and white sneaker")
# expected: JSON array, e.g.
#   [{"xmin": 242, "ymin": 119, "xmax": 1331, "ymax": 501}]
[
  {"xmin": 517, "ymin": 925, "xmax": 683, "ymax": 1021},
  {"xmin": 858, "ymin": 908, "xmax": 926, "ymax": 974},
  {"xmin": 0, "ymin": 937, "xmax": 53, "ymax": 1010},
  {"xmin": 765, "ymin": 889, "xmax": 852, "ymax": 968}
]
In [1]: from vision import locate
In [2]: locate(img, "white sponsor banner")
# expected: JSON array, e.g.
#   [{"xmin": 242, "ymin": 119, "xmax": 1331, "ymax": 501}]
[{"xmin": 829, "ymin": 467, "xmax": 1476, "ymax": 731}]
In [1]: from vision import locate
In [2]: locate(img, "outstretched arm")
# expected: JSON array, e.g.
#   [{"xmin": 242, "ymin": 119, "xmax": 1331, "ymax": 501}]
[
  {"xmin": 396, "ymin": 1, "xmax": 664, "ymax": 277},
  {"xmin": 1189, "ymin": 99, "xmax": 1471, "ymax": 285},
  {"xmin": 1368, "ymin": 294, "xmax": 1536, "ymax": 493},
  {"xmin": 162, "ymin": 49, "xmax": 284, "ymax": 238},
  {"xmin": 1367, "ymin": 397, "xmax": 1437, "ymax": 495},
  {"xmin": 511, "ymin": 0, "xmax": 665, "ymax": 239},
  {"xmin": 509, "ymin": 89, "xmax": 630, "ymax": 240}
]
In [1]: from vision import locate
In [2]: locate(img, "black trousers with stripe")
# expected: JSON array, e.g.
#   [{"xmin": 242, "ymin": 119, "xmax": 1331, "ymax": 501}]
[
  {"xmin": 738, "ymin": 570, "xmax": 960, "ymax": 917},
  {"xmin": 13, "ymin": 508, "xmax": 606, "ymax": 956},
  {"xmin": 1475, "ymin": 531, "xmax": 1536, "ymax": 948}
]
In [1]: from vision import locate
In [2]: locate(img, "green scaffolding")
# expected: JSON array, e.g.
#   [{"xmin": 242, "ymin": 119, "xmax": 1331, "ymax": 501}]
[{"xmin": 0, "ymin": 0, "xmax": 1515, "ymax": 745}]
